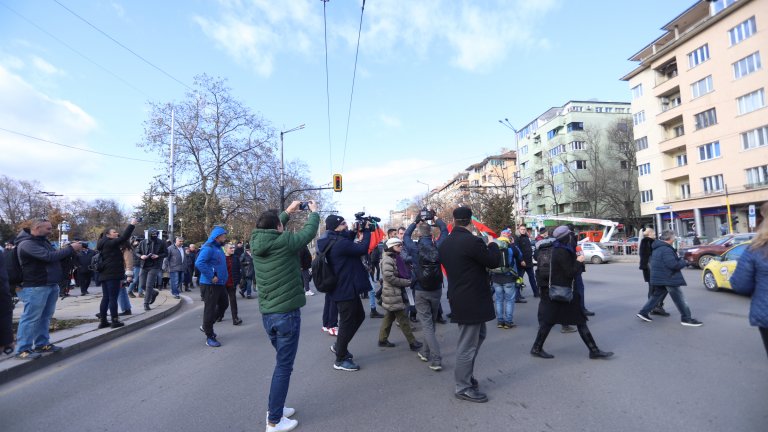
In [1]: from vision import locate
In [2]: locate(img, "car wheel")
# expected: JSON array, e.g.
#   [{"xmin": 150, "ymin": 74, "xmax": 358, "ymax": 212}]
[
  {"xmin": 697, "ymin": 255, "xmax": 714, "ymax": 268},
  {"xmin": 703, "ymin": 270, "xmax": 719, "ymax": 291},
  {"xmin": 590, "ymin": 256, "xmax": 603, "ymax": 264}
]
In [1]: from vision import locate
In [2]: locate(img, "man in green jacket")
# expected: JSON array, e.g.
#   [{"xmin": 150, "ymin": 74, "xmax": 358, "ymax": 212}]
[{"xmin": 250, "ymin": 200, "xmax": 319, "ymax": 432}]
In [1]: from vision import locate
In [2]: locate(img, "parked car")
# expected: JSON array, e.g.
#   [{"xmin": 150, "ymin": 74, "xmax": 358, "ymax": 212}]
[
  {"xmin": 681, "ymin": 233, "xmax": 755, "ymax": 269},
  {"xmin": 701, "ymin": 242, "xmax": 751, "ymax": 292},
  {"xmin": 579, "ymin": 241, "xmax": 612, "ymax": 264}
]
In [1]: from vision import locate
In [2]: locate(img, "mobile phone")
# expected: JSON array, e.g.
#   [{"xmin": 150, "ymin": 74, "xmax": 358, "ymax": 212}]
[{"xmin": 299, "ymin": 202, "xmax": 309, "ymax": 211}]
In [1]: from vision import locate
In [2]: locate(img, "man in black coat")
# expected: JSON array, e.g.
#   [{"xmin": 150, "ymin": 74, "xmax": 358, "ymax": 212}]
[
  {"xmin": 74, "ymin": 244, "xmax": 96, "ymax": 295},
  {"xmin": 515, "ymin": 225, "xmax": 540, "ymax": 298},
  {"xmin": 0, "ymin": 249, "xmax": 14, "ymax": 355},
  {"xmin": 438, "ymin": 207, "xmax": 500, "ymax": 403}
]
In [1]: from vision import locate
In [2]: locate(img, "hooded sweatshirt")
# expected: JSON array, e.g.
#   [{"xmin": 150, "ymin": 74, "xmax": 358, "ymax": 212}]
[
  {"xmin": 195, "ymin": 226, "xmax": 228, "ymax": 286},
  {"xmin": 15, "ymin": 229, "xmax": 75, "ymax": 287},
  {"xmin": 250, "ymin": 211, "xmax": 319, "ymax": 314}
]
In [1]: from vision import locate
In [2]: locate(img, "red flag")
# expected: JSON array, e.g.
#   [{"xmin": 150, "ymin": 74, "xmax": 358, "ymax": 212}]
[
  {"xmin": 445, "ymin": 218, "xmax": 497, "ymax": 238},
  {"xmin": 368, "ymin": 227, "xmax": 385, "ymax": 254}
]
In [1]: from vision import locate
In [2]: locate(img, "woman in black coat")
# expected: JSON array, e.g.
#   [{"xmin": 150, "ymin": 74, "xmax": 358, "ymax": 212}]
[
  {"xmin": 96, "ymin": 219, "xmax": 136, "ymax": 328},
  {"xmin": 531, "ymin": 226, "xmax": 613, "ymax": 360},
  {"xmin": 0, "ymin": 249, "xmax": 14, "ymax": 354},
  {"xmin": 638, "ymin": 228, "xmax": 668, "ymax": 315}
]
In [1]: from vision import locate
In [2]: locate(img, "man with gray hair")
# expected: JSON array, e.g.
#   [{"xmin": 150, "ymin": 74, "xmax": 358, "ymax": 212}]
[
  {"xmin": 167, "ymin": 236, "xmax": 185, "ymax": 300},
  {"xmin": 636, "ymin": 230, "xmax": 703, "ymax": 326}
]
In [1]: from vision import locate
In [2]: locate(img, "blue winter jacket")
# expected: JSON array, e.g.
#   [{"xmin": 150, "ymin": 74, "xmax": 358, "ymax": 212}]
[
  {"xmin": 729, "ymin": 245, "xmax": 768, "ymax": 328},
  {"xmin": 195, "ymin": 226, "xmax": 228, "ymax": 286},
  {"xmin": 403, "ymin": 219, "xmax": 449, "ymax": 291},
  {"xmin": 317, "ymin": 229, "xmax": 371, "ymax": 302},
  {"xmin": 649, "ymin": 239, "xmax": 687, "ymax": 287}
]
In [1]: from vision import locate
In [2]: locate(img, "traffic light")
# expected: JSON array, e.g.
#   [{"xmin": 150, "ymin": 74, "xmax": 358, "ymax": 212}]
[
  {"xmin": 732, "ymin": 215, "xmax": 739, "ymax": 225},
  {"xmin": 333, "ymin": 173, "xmax": 342, "ymax": 192}
]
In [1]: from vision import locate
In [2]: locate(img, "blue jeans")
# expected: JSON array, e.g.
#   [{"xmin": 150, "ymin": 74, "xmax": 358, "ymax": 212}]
[
  {"xmin": 493, "ymin": 282, "xmax": 516, "ymax": 323},
  {"xmin": 242, "ymin": 278, "xmax": 253, "ymax": 296},
  {"xmin": 118, "ymin": 282, "xmax": 131, "ymax": 312},
  {"xmin": 16, "ymin": 284, "xmax": 59, "ymax": 353},
  {"xmin": 170, "ymin": 271, "xmax": 184, "ymax": 296},
  {"xmin": 262, "ymin": 309, "xmax": 301, "ymax": 424},
  {"xmin": 640, "ymin": 285, "xmax": 692, "ymax": 320},
  {"xmin": 128, "ymin": 266, "xmax": 142, "ymax": 294}
]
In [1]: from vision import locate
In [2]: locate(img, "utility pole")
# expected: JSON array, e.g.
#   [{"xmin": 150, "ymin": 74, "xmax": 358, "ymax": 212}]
[
  {"xmin": 499, "ymin": 118, "xmax": 524, "ymax": 222},
  {"xmin": 279, "ymin": 124, "xmax": 305, "ymax": 211},
  {"xmin": 168, "ymin": 108, "xmax": 176, "ymax": 242}
]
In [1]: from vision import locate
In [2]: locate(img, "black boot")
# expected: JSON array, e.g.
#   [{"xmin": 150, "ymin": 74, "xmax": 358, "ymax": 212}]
[
  {"xmin": 370, "ymin": 309, "xmax": 384, "ymax": 318},
  {"xmin": 98, "ymin": 319, "xmax": 110, "ymax": 329},
  {"xmin": 578, "ymin": 325, "xmax": 614, "ymax": 359},
  {"xmin": 530, "ymin": 325, "xmax": 554, "ymax": 358},
  {"xmin": 111, "ymin": 319, "xmax": 125, "ymax": 328}
]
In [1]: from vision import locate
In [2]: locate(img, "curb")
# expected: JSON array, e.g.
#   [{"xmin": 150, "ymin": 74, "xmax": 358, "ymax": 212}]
[{"xmin": 0, "ymin": 295, "xmax": 184, "ymax": 387}]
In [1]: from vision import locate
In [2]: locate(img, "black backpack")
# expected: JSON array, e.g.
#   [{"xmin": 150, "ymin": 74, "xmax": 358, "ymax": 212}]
[
  {"xmin": 6, "ymin": 245, "xmax": 24, "ymax": 287},
  {"xmin": 416, "ymin": 240, "xmax": 442, "ymax": 291},
  {"xmin": 311, "ymin": 237, "xmax": 338, "ymax": 293},
  {"xmin": 88, "ymin": 252, "xmax": 104, "ymax": 272},
  {"xmin": 534, "ymin": 239, "xmax": 555, "ymax": 287}
]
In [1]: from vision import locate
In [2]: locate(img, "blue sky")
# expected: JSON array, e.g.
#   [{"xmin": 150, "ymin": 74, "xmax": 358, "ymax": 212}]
[{"xmin": 0, "ymin": 0, "xmax": 691, "ymax": 223}]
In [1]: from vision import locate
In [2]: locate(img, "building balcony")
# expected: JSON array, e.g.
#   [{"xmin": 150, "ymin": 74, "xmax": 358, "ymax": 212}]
[
  {"xmin": 661, "ymin": 165, "xmax": 689, "ymax": 181},
  {"xmin": 745, "ymin": 181, "xmax": 768, "ymax": 191},
  {"xmin": 658, "ymin": 134, "xmax": 686, "ymax": 154}
]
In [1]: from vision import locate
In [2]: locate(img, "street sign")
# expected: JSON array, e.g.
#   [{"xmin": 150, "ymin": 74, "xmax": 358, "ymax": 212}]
[
  {"xmin": 749, "ymin": 204, "xmax": 756, "ymax": 228},
  {"xmin": 656, "ymin": 205, "xmax": 671, "ymax": 211},
  {"xmin": 748, "ymin": 204, "xmax": 756, "ymax": 216}
]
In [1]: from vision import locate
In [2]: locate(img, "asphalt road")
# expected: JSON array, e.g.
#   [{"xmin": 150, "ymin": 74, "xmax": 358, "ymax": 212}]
[{"xmin": 1, "ymin": 263, "xmax": 765, "ymax": 432}]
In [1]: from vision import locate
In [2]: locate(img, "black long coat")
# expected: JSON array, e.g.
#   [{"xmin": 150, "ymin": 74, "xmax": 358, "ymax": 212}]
[
  {"xmin": 438, "ymin": 226, "xmax": 500, "ymax": 325},
  {"xmin": 96, "ymin": 224, "xmax": 135, "ymax": 281},
  {"xmin": 536, "ymin": 243, "xmax": 586, "ymax": 326}
]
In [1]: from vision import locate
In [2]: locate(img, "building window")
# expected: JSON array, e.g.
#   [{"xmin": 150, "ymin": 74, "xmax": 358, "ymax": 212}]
[
  {"xmin": 604, "ymin": 107, "xmax": 613, "ymax": 113},
  {"xmin": 676, "ymin": 153, "xmax": 688, "ymax": 166},
  {"xmin": 572, "ymin": 181, "xmax": 588, "ymax": 191},
  {"xmin": 635, "ymin": 136, "xmax": 648, "ymax": 150},
  {"xmin": 638, "ymin": 162, "xmax": 651, "ymax": 176},
  {"xmin": 620, "ymin": 160, "xmax": 629, "ymax": 169},
  {"xmin": 741, "ymin": 125, "xmax": 768, "ymax": 150},
  {"xmin": 691, "ymin": 75, "xmax": 713, "ymax": 99},
  {"xmin": 519, "ymin": 145, "xmax": 529, "ymax": 155},
  {"xmin": 673, "ymin": 124, "xmax": 685, "ymax": 137},
  {"xmin": 490, "ymin": 159, "xmax": 505, "ymax": 167},
  {"xmin": 746, "ymin": 165, "xmax": 768, "ymax": 187},
  {"xmin": 571, "ymin": 160, "xmax": 587, "ymax": 170},
  {"xmin": 633, "ymin": 111, "xmax": 646, "ymax": 125},
  {"xmin": 569, "ymin": 106, "xmax": 583, "ymax": 112},
  {"xmin": 698, "ymin": 141, "xmax": 721, "ymax": 161},
  {"xmin": 694, "ymin": 108, "xmax": 717, "ymax": 130},
  {"xmin": 737, "ymin": 88, "xmax": 765, "ymax": 115},
  {"xmin": 681, "ymin": 183, "xmax": 691, "ymax": 199},
  {"xmin": 640, "ymin": 189, "xmax": 654, "ymax": 203},
  {"xmin": 520, "ymin": 161, "xmax": 528, "ymax": 170},
  {"xmin": 549, "ymin": 144, "xmax": 566, "ymax": 157},
  {"xmin": 711, "ymin": 0, "xmax": 738, "ymax": 16},
  {"xmin": 536, "ymin": 186, "xmax": 544, "ymax": 196},
  {"xmin": 595, "ymin": 107, "xmax": 603, "ymax": 113},
  {"xmin": 702, "ymin": 174, "xmax": 724, "ymax": 193},
  {"xmin": 733, "ymin": 52, "xmax": 762, "ymax": 79},
  {"xmin": 566, "ymin": 122, "xmax": 584, "ymax": 132},
  {"xmin": 551, "ymin": 164, "xmax": 565, "ymax": 175},
  {"xmin": 547, "ymin": 127, "xmax": 561, "ymax": 140},
  {"xmin": 471, "ymin": 180, "xmax": 479, "ymax": 186},
  {"xmin": 729, "ymin": 16, "xmax": 757, "ymax": 46},
  {"xmin": 573, "ymin": 202, "xmax": 590, "ymax": 211},
  {"xmin": 688, "ymin": 44, "xmax": 710, "ymax": 69},
  {"xmin": 554, "ymin": 184, "xmax": 564, "ymax": 194},
  {"xmin": 569, "ymin": 140, "xmax": 586, "ymax": 151},
  {"xmin": 615, "ymin": 108, "xmax": 625, "ymax": 113}
]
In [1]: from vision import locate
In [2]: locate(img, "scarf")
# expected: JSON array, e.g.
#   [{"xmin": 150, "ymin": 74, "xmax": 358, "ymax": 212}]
[{"xmin": 395, "ymin": 253, "xmax": 411, "ymax": 279}]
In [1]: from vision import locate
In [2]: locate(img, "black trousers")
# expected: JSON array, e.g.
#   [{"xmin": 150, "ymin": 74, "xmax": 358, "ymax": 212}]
[
  {"xmin": 334, "ymin": 298, "xmax": 365, "ymax": 362},
  {"xmin": 221, "ymin": 285, "xmax": 238, "ymax": 321},
  {"xmin": 760, "ymin": 327, "xmax": 768, "ymax": 359},
  {"xmin": 202, "ymin": 284, "xmax": 228, "ymax": 338},
  {"xmin": 323, "ymin": 294, "xmax": 338, "ymax": 328},
  {"xmin": 77, "ymin": 271, "xmax": 93, "ymax": 294}
]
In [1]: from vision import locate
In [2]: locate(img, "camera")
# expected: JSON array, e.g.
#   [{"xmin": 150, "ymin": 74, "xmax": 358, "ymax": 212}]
[
  {"xmin": 419, "ymin": 207, "xmax": 436, "ymax": 221},
  {"xmin": 299, "ymin": 202, "xmax": 310, "ymax": 211},
  {"xmin": 135, "ymin": 216, "xmax": 144, "ymax": 223},
  {"xmin": 353, "ymin": 211, "xmax": 381, "ymax": 231}
]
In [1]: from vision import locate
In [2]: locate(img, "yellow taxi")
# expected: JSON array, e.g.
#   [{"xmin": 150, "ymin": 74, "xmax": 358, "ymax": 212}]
[{"xmin": 701, "ymin": 241, "xmax": 751, "ymax": 291}]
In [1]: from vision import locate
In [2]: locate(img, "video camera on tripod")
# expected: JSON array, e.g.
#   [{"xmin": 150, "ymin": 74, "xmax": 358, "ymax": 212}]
[{"xmin": 353, "ymin": 212, "xmax": 381, "ymax": 231}]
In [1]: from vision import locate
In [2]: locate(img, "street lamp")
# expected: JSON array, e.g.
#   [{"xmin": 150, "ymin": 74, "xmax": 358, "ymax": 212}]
[
  {"xmin": 498, "ymin": 118, "xmax": 524, "ymax": 221},
  {"xmin": 280, "ymin": 124, "xmax": 305, "ymax": 211}
]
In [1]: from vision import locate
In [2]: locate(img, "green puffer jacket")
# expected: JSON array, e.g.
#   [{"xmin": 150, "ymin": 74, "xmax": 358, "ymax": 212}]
[
  {"xmin": 381, "ymin": 252, "xmax": 411, "ymax": 312},
  {"xmin": 250, "ymin": 212, "xmax": 320, "ymax": 314}
]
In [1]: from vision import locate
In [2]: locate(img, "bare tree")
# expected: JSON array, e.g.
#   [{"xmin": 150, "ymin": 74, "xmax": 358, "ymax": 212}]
[
  {"xmin": 561, "ymin": 126, "xmax": 611, "ymax": 217},
  {"xmin": 0, "ymin": 175, "xmax": 49, "ymax": 227},
  {"xmin": 538, "ymin": 149, "xmax": 565, "ymax": 215},
  {"xmin": 139, "ymin": 74, "xmax": 273, "ymax": 233},
  {"xmin": 603, "ymin": 117, "xmax": 643, "ymax": 232}
]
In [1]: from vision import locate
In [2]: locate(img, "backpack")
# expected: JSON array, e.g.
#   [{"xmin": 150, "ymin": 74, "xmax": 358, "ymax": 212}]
[
  {"xmin": 311, "ymin": 237, "xmax": 338, "ymax": 293},
  {"xmin": 490, "ymin": 239, "xmax": 516, "ymax": 276},
  {"xmin": 6, "ymin": 245, "xmax": 24, "ymax": 287},
  {"xmin": 534, "ymin": 239, "xmax": 556, "ymax": 287},
  {"xmin": 370, "ymin": 243, "xmax": 383, "ymax": 264},
  {"xmin": 88, "ymin": 252, "xmax": 104, "ymax": 272},
  {"xmin": 416, "ymin": 240, "xmax": 442, "ymax": 291}
]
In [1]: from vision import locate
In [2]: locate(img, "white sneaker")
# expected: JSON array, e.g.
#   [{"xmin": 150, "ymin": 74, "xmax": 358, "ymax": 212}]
[
  {"xmin": 266, "ymin": 407, "xmax": 295, "ymax": 419},
  {"xmin": 305, "ymin": 290, "xmax": 315, "ymax": 296},
  {"xmin": 266, "ymin": 416, "xmax": 298, "ymax": 432},
  {"xmin": 322, "ymin": 326, "xmax": 329, "ymax": 332},
  {"xmin": 328, "ymin": 327, "xmax": 338, "ymax": 336}
]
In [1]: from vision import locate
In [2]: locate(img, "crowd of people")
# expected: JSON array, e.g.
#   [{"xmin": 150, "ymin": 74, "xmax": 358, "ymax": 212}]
[{"xmin": 1, "ymin": 201, "xmax": 766, "ymax": 432}]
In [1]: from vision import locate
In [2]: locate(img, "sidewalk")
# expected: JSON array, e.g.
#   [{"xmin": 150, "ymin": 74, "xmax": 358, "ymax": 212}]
[{"xmin": 0, "ymin": 288, "xmax": 184, "ymax": 386}]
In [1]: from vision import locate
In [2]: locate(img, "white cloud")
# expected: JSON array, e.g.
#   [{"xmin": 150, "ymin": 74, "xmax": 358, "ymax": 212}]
[
  {"xmin": 379, "ymin": 114, "xmax": 401, "ymax": 128},
  {"xmin": 111, "ymin": 1, "xmax": 125, "ymax": 18},
  {"xmin": 197, "ymin": 0, "xmax": 558, "ymax": 76},
  {"xmin": 30, "ymin": 55, "xmax": 63, "ymax": 75}
]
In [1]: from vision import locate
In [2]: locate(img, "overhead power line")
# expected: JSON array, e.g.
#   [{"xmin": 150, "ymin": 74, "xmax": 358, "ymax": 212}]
[
  {"xmin": 52, "ymin": 0, "xmax": 192, "ymax": 91},
  {"xmin": 341, "ymin": 0, "xmax": 366, "ymax": 173},
  {"xmin": 0, "ymin": 1, "xmax": 150, "ymax": 97},
  {"xmin": 0, "ymin": 127, "xmax": 159, "ymax": 163}
]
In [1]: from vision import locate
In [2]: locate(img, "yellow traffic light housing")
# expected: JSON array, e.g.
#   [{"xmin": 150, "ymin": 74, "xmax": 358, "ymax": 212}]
[{"xmin": 333, "ymin": 174, "xmax": 342, "ymax": 192}]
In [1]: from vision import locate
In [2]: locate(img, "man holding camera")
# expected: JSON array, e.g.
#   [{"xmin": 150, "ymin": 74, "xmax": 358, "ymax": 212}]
[
  {"xmin": 137, "ymin": 229, "xmax": 166, "ymax": 311},
  {"xmin": 404, "ymin": 209, "xmax": 448, "ymax": 371},
  {"xmin": 438, "ymin": 207, "xmax": 500, "ymax": 403},
  {"xmin": 318, "ymin": 213, "xmax": 372, "ymax": 372},
  {"xmin": 13, "ymin": 219, "xmax": 83, "ymax": 359}
]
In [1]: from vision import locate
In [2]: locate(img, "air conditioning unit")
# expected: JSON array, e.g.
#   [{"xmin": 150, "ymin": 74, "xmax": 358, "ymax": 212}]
[{"xmin": 586, "ymin": 106, "xmax": 592, "ymax": 111}]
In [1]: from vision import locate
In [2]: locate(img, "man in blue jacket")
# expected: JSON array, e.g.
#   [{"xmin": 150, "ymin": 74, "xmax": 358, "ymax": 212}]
[
  {"xmin": 636, "ymin": 230, "xmax": 703, "ymax": 327},
  {"xmin": 196, "ymin": 226, "xmax": 229, "ymax": 347},
  {"xmin": 316, "ymin": 215, "xmax": 371, "ymax": 371}
]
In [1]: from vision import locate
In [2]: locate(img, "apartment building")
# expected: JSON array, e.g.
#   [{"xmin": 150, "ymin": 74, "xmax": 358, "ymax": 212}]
[
  {"xmin": 431, "ymin": 151, "xmax": 517, "ymax": 209},
  {"xmin": 514, "ymin": 100, "xmax": 633, "ymax": 218},
  {"xmin": 622, "ymin": 0, "xmax": 767, "ymax": 238}
]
